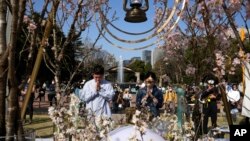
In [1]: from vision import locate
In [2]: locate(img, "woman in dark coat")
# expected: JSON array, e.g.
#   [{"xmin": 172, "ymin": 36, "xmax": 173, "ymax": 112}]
[{"xmin": 136, "ymin": 71, "xmax": 163, "ymax": 117}]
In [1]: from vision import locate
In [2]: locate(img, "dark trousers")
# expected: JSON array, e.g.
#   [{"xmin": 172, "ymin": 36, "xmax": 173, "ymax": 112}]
[
  {"xmin": 48, "ymin": 94, "xmax": 57, "ymax": 106},
  {"xmin": 36, "ymin": 93, "xmax": 45, "ymax": 101},
  {"xmin": 203, "ymin": 101, "xmax": 217, "ymax": 134},
  {"xmin": 112, "ymin": 103, "xmax": 119, "ymax": 113},
  {"xmin": 123, "ymin": 99, "xmax": 130, "ymax": 108},
  {"xmin": 25, "ymin": 94, "xmax": 34, "ymax": 121}
]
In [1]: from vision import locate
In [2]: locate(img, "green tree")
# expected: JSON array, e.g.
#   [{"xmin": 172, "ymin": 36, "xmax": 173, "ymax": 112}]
[{"xmin": 127, "ymin": 60, "xmax": 152, "ymax": 82}]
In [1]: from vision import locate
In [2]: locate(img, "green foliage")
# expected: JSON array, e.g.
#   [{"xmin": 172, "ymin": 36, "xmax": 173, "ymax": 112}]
[
  {"xmin": 144, "ymin": 62, "xmax": 152, "ymax": 72},
  {"xmin": 15, "ymin": 12, "xmax": 80, "ymax": 84},
  {"xmin": 126, "ymin": 60, "xmax": 152, "ymax": 81},
  {"xmin": 152, "ymin": 58, "xmax": 167, "ymax": 78},
  {"xmin": 128, "ymin": 60, "xmax": 146, "ymax": 72}
]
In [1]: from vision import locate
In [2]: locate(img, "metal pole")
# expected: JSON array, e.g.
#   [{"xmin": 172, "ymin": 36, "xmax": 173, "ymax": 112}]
[
  {"xmin": 219, "ymin": 85, "xmax": 233, "ymax": 125},
  {"xmin": 20, "ymin": 1, "xmax": 60, "ymax": 120},
  {"xmin": 20, "ymin": 44, "xmax": 44, "ymax": 120}
]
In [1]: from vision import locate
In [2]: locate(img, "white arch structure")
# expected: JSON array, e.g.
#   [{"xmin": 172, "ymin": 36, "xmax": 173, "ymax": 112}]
[{"xmin": 94, "ymin": 0, "xmax": 187, "ymax": 51}]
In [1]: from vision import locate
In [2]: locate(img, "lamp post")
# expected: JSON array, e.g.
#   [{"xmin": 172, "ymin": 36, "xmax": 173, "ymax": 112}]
[{"xmin": 123, "ymin": 0, "xmax": 149, "ymax": 23}]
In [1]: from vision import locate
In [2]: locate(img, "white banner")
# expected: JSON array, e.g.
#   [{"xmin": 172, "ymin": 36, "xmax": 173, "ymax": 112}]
[{"xmin": 242, "ymin": 62, "xmax": 250, "ymax": 118}]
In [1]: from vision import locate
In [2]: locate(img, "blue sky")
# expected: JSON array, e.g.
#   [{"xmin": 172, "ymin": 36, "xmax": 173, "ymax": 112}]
[
  {"xmin": 34, "ymin": 0, "xmax": 159, "ymax": 60},
  {"xmin": 82, "ymin": 0, "xmax": 162, "ymax": 60},
  {"xmin": 34, "ymin": 1, "xmax": 248, "ymax": 61}
]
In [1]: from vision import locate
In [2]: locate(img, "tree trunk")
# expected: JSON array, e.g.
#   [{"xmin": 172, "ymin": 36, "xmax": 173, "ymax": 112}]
[
  {"xmin": 16, "ymin": 1, "xmax": 28, "ymax": 140},
  {"xmin": 54, "ymin": 70, "xmax": 61, "ymax": 106},
  {"xmin": 6, "ymin": 0, "xmax": 19, "ymax": 140},
  {"xmin": 0, "ymin": 0, "xmax": 7, "ymax": 137},
  {"xmin": 52, "ymin": 14, "xmax": 62, "ymax": 106}
]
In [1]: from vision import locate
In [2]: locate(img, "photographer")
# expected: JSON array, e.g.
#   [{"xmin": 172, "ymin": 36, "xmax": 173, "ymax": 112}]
[{"xmin": 200, "ymin": 79, "xmax": 220, "ymax": 134}]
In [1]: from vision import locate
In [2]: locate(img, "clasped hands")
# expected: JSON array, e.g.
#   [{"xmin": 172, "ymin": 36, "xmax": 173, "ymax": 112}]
[
  {"xmin": 142, "ymin": 89, "xmax": 158, "ymax": 105},
  {"xmin": 96, "ymin": 81, "xmax": 101, "ymax": 92},
  {"xmin": 208, "ymin": 94, "xmax": 216, "ymax": 99}
]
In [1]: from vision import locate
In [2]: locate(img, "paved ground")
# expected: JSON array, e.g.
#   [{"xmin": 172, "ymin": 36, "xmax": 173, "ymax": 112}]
[{"xmin": 19, "ymin": 94, "xmax": 69, "ymax": 114}]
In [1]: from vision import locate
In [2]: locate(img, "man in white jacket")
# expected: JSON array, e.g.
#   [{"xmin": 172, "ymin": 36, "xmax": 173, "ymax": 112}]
[
  {"xmin": 79, "ymin": 65, "xmax": 114, "ymax": 117},
  {"xmin": 227, "ymin": 84, "xmax": 240, "ymax": 122}
]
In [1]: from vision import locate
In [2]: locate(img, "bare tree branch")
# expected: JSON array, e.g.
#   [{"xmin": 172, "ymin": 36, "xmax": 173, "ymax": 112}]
[
  {"xmin": 43, "ymin": 52, "xmax": 56, "ymax": 75},
  {"xmin": 222, "ymin": 1, "xmax": 246, "ymax": 51}
]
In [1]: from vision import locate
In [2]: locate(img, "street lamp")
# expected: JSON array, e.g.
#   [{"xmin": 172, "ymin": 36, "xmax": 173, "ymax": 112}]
[{"xmin": 123, "ymin": 0, "xmax": 149, "ymax": 23}]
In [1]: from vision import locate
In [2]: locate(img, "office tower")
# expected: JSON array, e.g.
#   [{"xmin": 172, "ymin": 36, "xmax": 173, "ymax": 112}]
[
  {"xmin": 142, "ymin": 50, "xmax": 152, "ymax": 65},
  {"xmin": 152, "ymin": 48, "xmax": 164, "ymax": 68}
]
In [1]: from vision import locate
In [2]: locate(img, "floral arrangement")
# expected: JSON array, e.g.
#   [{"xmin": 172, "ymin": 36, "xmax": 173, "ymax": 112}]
[
  {"xmin": 48, "ymin": 94, "xmax": 114, "ymax": 141},
  {"xmin": 49, "ymin": 94, "xmax": 218, "ymax": 141},
  {"xmin": 128, "ymin": 108, "xmax": 150, "ymax": 141},
  {"xmin": 150, "ymin": 111, "xmax": 195, "ymax": 141}
]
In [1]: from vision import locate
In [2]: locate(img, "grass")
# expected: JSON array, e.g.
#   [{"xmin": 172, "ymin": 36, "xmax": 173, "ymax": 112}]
[{"xmin": 24, "ymin": 115, "xmax": 54, "ymax": 138}]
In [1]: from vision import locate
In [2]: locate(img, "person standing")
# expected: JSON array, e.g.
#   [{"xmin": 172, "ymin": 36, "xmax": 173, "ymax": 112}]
[
  {"xmin": 164, "ymin": 86, "xmax": 177, "ymax": 114},
  {"xmin": 227, "ymin": 83, "xmax": 241, "ymax": 122},
  {"xmin": 123, "ymin": 88, "xmax": 132, "ymax": 108},
  {"xmin": 36, "ymin": 83, "xmax": 46, "ymax": 107},
  {"xmin": 21, "ymin": 78, "xmax": 35, "ymax": 123},
  {"xmin": 136, "ymin": 71, "xmax": 163, "ymax": 117},
  {"xmin": 79, "ymin": 65, "xmax": 114, "ymax": 117},
  {"xmin": 48, "ymin": 80, "xmax": 57, "ymax": 106},
  {"xmin": 200, "ymin": 79, "xmax": 220, "ymax": 134}
]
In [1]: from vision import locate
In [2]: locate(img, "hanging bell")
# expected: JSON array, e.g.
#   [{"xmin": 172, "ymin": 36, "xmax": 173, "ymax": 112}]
[{"xmin": 123, "ymin": 0, "xmax": 149, "ymax": 23}]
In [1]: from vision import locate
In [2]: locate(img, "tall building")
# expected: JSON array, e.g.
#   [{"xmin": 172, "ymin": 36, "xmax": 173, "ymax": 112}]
[
  {"xmin": 129, "ymin": 57, "xmax": 141, "ymax": 64},
  {"xmin": 152, "ymin": 48, "xmax": 165, "ymax": 68},
  {"xmin": 142, "ymin": 50, "xmax": 152, "ymax": 65},
  {"xmin": 123, "ymin": 60, "xmax": 130, "ymax": 66},
  {"xmin": 131, "ymin": 57, "xmax": 141, "ymax": 61}
]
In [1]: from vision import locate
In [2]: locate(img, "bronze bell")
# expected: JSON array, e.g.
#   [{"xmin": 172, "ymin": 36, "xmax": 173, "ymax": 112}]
[{"xmin": 123, "ymin": 0, "xmax": 149, "ymax": 23}]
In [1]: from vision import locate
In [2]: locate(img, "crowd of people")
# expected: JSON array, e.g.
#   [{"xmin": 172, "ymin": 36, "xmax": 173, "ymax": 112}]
[
  {"xmin": 19, "ymin": 64, "xmax": 248, "ymax": 138},
  {"xmin": 19, "ymin": 78, "xmax": 57, "ymax": 123}
]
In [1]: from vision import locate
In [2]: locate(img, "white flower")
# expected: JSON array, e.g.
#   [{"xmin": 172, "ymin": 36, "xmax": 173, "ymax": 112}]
[
  {"xmin": 232, "ymin": 57, "xmax": 241, "ymax": 65},
  {"xmin": 103, "ymin": 119, "xmax": 110, "ymax": 126},
  {"xmin": 135, "ymin": 110, "xmax": 141, "ymax": 116},
  {"xmin": 99, "ymin": 130, "xmax": 105, "ymax": 138},
  {"xmin": 48, "ymin": 107, "xmax": 55, "ymax": 114},
  {"xmin": 131, "ymin": 116, "xmax": 138, "ymax": 124},
  {"xmin": 27, "ymin": 22, "xmax": 37, "ymax": 32}
]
